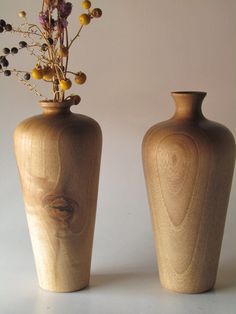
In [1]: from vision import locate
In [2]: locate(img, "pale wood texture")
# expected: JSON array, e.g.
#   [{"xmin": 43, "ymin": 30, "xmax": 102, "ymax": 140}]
[
  {"xmin": 14, "ymin": 100, "xmax": 102, "ymax": 292},
  {"xmin": 142, "ymin": 92, "xmax": 235, "ymax": 293}
]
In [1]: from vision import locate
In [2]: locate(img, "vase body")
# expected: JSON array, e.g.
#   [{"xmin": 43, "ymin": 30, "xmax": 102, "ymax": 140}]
[
  {"xmin": 142, "ymin": 92, "xmax": 235, "ymax": 293},
  {"xmin": 14, "ymin": 100, "xmax": 102, "ymax": 292}
]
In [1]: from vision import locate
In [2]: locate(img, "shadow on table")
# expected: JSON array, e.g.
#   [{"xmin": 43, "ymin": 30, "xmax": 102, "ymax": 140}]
[
  {"xmin": 91, "ymin": 261, "xmax": 236, "ymax": 293},
  {"xmin": 90, "ymin": 272, "xmax": 160, "ymax": 293},
  {"xmin": 215, "ymin": 259, "xmax": 236, "ymax": 291}
]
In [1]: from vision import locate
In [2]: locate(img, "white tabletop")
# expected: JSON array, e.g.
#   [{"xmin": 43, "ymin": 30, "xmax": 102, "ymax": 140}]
[{"xmin": 1, "ymin": 197, "xmax": 236, "ymax": 314}]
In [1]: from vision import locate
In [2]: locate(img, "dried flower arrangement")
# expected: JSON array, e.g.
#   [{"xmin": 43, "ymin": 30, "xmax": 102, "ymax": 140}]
[{"xmin": 0, "ymin": 0, "xmax": 102, "ymax": 103}]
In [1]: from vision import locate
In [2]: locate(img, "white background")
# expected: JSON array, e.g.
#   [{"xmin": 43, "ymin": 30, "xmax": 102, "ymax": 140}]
[{"xmin": 0, "ymin": 0, "xmax": 236, "ymax": 313}]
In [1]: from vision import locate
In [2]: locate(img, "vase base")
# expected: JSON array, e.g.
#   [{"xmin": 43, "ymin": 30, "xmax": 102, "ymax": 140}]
[
  {"xmin": 39, "ymin": 282, "xmax": 89, "ymax": 293},
  {"xmin": 161, "ymin": 283, "xmax": 214, "ymax": 294}
]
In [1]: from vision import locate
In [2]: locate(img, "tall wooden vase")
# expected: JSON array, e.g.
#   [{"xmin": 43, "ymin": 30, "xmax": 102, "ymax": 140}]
[
  {"xmin": 142, "ymin": 91, "xmax": 235, "ymax": 293},
  {"xmin": 14, "ymin": 99, "xmax": 102, "ymax": 292}
]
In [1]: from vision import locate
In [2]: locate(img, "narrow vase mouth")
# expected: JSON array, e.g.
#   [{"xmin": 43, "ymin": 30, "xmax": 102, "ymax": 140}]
[
  {"xmin": 171, "ymin": 91, "xmax": 207, "ymax": 97},
  {"xmin": 39, "ymin": 96, "xmax": 81, "ymax": 113},
  {"xmin": 171, "ymin": 90, "xmax": 206, "ymax": 119},
  {"xmin": 39, "ymin": 98, "xmax": 75, "ymax": 109}
]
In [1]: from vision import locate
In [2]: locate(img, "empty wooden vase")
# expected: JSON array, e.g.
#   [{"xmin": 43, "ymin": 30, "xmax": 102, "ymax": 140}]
[
  {"xmin": 14, "ymin": 99, "xmax": 102, "ymax": 292},
  {"xmin": 142, "ymin": 91, "xmax": 235, "ymax": 293}
]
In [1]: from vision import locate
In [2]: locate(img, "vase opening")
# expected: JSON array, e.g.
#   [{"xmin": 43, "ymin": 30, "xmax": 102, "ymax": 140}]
[
  {"xmin": 39, "ymin": 98, "xmax": 78, "ymax": 115},
  {"xmin": 171, "ymin": 91, "xmax": 207, "ymax": 96}
]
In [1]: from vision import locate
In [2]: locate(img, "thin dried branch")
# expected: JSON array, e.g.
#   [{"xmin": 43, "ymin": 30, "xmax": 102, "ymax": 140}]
[{"xmin": 14, "ymin": 72, "xmax": 47, "ymax": 98}]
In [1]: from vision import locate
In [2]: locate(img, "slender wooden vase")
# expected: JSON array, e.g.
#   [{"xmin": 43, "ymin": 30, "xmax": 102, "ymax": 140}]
[
  {"xmin": 14, "ymin": 99, "xmax": 102, "ymax": 292},
  {"xmin": 142, "ymin": 91, "xmax": 235, "ymax": 293}
]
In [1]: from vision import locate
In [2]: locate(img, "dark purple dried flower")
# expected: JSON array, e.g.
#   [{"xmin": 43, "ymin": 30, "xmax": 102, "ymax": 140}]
[
  {"xmin": 39, "ymin": 11, "xmax": 55, "ymax": 30},
  {"xmin": 60, "ymin": 18, "xmax": 68, "ymax": 28},
  {"xmin": 59, "ymin": 1, "xmax": 72, "ymax": 18},
  {"xmin": 39, "ymin": 11, "xmax": 49, "ymax": 28}
]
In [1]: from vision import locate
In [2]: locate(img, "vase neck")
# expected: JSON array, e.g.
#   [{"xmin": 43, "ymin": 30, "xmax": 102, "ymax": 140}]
[
  {"xmin": 40, "ymin": 99, "xmax": 75, "ymax": 115},
  {"xmin": 171, "ymin": 91, "xmax": 207, "ymax": 120}
]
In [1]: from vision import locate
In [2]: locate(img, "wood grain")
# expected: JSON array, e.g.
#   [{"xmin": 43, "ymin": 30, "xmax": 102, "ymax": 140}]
[
  {"xmin": 14, "ymin": 100, "xmax": 102, "ymax": 292},
  {"xmin": 142, "ymin": 92, "xmax": 235, "ymax": 293}
]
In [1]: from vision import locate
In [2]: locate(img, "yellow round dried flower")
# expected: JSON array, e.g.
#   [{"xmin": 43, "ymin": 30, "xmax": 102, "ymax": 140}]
[
  {"xmin": 18, "ymin": 11, "xmax": 27, "ymax": 18},
  {"xmin": 79, "ymin": 13, "xmax": 91, "ymax": 25},
  {"xmin": 82, "ymin": 1, "xmax": 91, "ymax": 10},
  {"xmin": 32, "ymin": 67, "xmax": 43, "ymax": 80},
  {"xmin": 57, "ymin": 46, "xmax": 69, "ymax": 58},
  {"xmin": 75, "ymin": 72, "xmax": 87, "ymax": 85},
  {"xmin": 43, "ymin": 67, "xmax": 54, "ymax": 81},
  {"xmin": 60, "ymin": 79, "xmax": 72, "ymax": 91}
]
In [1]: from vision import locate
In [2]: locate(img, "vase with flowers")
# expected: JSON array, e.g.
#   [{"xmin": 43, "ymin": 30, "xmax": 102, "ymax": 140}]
[{"xmin": 1, "ymin": 0, "xmax": 102, "ymax": 292}]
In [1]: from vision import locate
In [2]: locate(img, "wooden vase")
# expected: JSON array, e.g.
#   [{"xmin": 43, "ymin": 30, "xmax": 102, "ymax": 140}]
[
  {"xmin": 142, "ymin": 91, "xmax": 235, "ymax": 293},
  {"xmin": 14, "ymin": 99, "xmax": 102, "ymax": 292}
]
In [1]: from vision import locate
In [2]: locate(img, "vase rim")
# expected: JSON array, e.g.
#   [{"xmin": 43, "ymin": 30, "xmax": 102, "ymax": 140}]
[
  {"xmin": 39, "ymin": 98, "xmax": 75, "ymax": 109},
  {"xmin": 39, "ymin": 98, "xmax": 80, "ymax": 114},
  {"xmin": 171, "ymin": 91, "xmax": 207, "ymax": 96}
]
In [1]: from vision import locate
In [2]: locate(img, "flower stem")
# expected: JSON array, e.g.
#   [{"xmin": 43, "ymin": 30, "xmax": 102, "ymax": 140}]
[{"xmin": 68, "ymin": 25, "xmax": 83, "ymax": 49}]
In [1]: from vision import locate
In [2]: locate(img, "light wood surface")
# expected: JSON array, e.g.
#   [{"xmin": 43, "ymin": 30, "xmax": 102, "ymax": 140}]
[
  {"xmin": 14, "ymin": 100, "xmax": 102, "ymax": 292},
  {"xmin": 142, "ymin": 92, "xmax": 235, "ymax": 293}
]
